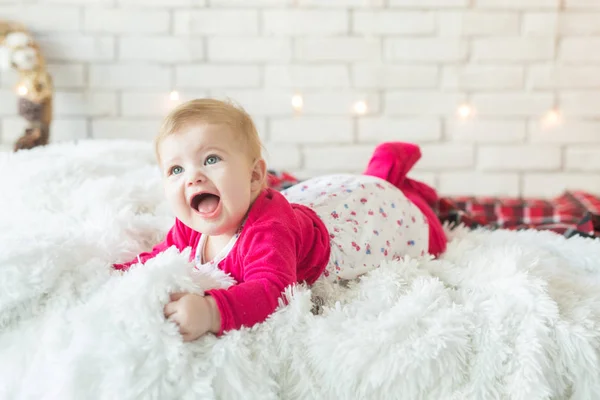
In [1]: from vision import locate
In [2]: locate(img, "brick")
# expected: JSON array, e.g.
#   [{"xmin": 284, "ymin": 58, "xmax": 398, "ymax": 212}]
[
  {"xmin": 561, "ymin": 92, "xmax": 600, "ymax": 117},
  {"xmin": 439, "ymin": 172, "xmax": 520, "ymax": 196},
  {"xmin": 358, "ymin": 118, "xmax": 441, "ymax": 142},
  {"xmin": 385, "ymin": 39, "xmax": 467, "ymax": 62},
  {"xmin": 473, "ymin": 38, "xmax": 554, "ymax": 61},
  {"xmin": 522, "ymin": 12, "xmax": 558, "ymax": 36},
  {"xmin": 301, "ymin": 91, "xmax": 380, "ymax": 116},
  {"xmin": 478, "ymin": 145, "xmax": 561, "ymax": 171},
  {"xmin": 46, "ymin": 64, "xmax": 85, "ymax": 88},
  {"xmin": 119, "ymin": 37, "xmax": 204, "ymax": 63},
  {"xmin": 176, "ymin": 65, "xmax": 260, "ymax": 88},
  {"xmin": 255, "ymin": 118, "xmax": 268, "ymax": 142},
  {"xmin": 560, "ymin": 38, "xmax": 600, "ymax": 62},
  {"xmin": 50, "ymin": 119, "xmax": 89, "ymax": 142},
  {"xmin": 447, "ymin": 120, "xmax": 526, "ymax": 143},
  {"xmin": 353, "ymin": 11, "xmax": 435, "ymax": 35},
  {"xmin": 385, "ymin": 92, "xmax": 466, "ymax": 116},
  {"xmin": 416, "ymin": 144, "xmax": 474, "ymax": 170},
  {"xmin": 442, "ymin": 66, "xmax": 523, "ymax": 90},
  {"xmin": 91, "ymin": 119, "xmax": 162, "ymax": 140},
  {"xmin": 565, "ymin": 147, "xmax": 600, "ymax": 171},
  {"xmin": 0, "ymin": 90, "xmax": 18, "ymax": 116},
  {"xmin": 438, "ymin": 11, "xmax": 520, "ymax": 36},
  {"xmin": 0, "ymin": 5, "xmax": 80, "ymax": 32},
  {"xmin": 295, "ymin": 0, "xmax": 385, "ymax": 6},
  {"xmin": 211, "ymin": 0, "xmax": 290, "ymax": 5},
  {"xmin": 121, "ymin": 92, "xmax": 207, "ymax": 117},
  {"xmin": 529, "ymin": 120, "xmax": 600, "ymax": 143},
  {"xmin": 264, "ymin": 10, "xmax": 347, "ymax": 35},
  {"xmin": 560, "ymin": 13, "xmax": 600, "ymax": 34},
  {"xmin": 389, "ymin": 0, "xmax": 468, "ymax": 7},
  {"xmin": 163, "ymin": 90, "xmax": 209, "ymax": 103},
  {"xmin": 528, "ymin": 66, "xmax": 600, "ymax": 89},
  {"xmin": 523, "ymin": 173, "xmax": 600, "ymax": 197},
  {"xmin": 352, "ymin": 65, "xmax": 437, "ymax": 89},
  {"xmin": 262, "ymin": 143, "xmax": 302, "ymax": 170},
  {"xmin": 265, "ymin": 65, "xmax": 350, "ymax": 88},
  {"xmin": 476, "ymin": 0, "xmax": 559, "ymax": 8},
  {"xmin": 208, "ymin": 38, "xmax": 291, "ymax": 62},
  {"xmin": 37, "ymin": 0, "xmax": 113, "ymax": 4},
  {"xmin": 1, "ymin": 117, "xmax": 87, "ymax": 143},
  {"xmin": 303, "ymin": 145, "xmax": 376, "ymax": 171},
  {"xmin": 90, "ymin": 65, "xmax": 171, "ymax": 89},
  {"xmin": 1, "ymin": 117, "xmax": 28, "ymax": 143},
  {"xmin": 83, "ymin": 8, "xmax": 168, "ymax": 34},
  {"xmin": 116, "ymin": 0, "xmax": 204, "ymax": 5},
  {"xmin": 54, "ymin": 92, "xmax": 117, "ymax": 117},
  {"xmin": 37, "ymin": 35, "xmax": 114, "ymax": 62},
  {"xmin": 296, "ymin": 38, "xmax": 381, "ymax": 62},
  {"xmin": 0, "ymin": 68, "xmax": 18, "ymax": 88},
  {"xmin": 210, "ymin": 90, "xmax": 294, "ymax": 116},
  {"xmin": 174, "ymin": 10, "xmax": 258, "ymax": 35},
  {"xmin": 565, "ymin": 0, "xmax": 600, "ymax": 9},
  {"xmin": 470, "ymin": 93, "xmax": 554, "ymax": 116},
  {"xmin": 270, "ymin": 118, "xmax": 353, "ymax": 144}
]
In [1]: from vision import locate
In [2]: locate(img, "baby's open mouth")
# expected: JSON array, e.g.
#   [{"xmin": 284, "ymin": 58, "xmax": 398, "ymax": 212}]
[{"xmin": 190, "ymin": 192, "xmax": 221, "ymax": 215}]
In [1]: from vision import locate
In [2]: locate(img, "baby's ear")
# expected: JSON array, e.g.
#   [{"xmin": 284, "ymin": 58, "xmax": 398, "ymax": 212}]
[{"xmin": 250, "ymin": 158, "xmax": 267, "ymax": 192}]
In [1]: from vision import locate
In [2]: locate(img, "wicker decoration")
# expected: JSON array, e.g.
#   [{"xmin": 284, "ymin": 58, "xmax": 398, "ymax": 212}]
[{"xmin": 0, "ymin": 20, "xmax": 53, "ymax": 152}]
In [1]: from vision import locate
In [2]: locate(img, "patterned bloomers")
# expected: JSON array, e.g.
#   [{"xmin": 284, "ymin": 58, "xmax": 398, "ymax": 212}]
[{"xmin": 282, "ymin": 174, "xmax": 429, "ymax": 282}]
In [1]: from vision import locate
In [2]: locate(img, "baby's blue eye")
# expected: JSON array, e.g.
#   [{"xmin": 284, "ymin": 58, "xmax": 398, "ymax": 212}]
[
  {"xmin": 205, "ymin": 155, "xmax": 221, "ymax": 165},
  {"xmin": 170, "ymin": 166, "xmax": 183, "ymax": 175}
]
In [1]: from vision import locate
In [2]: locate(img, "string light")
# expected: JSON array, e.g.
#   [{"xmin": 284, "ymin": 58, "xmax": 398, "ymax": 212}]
[
  {"xmin": 16, "ymin": 85, "xmax": 28, "ymax": 96},
  {"xmin": 457, "ymin": 104, "xmax": 474, "ymax": 120},
  {"xmin": 162, "ymin": 91, "xmax": 564, "ymax": 132},
  {"xmin": 291, "ymin": 94, "xmax": 303, "ymax": 112},
  {"xmin": 542, "ymin": 108, "xmax": 561, "ymax": 127},
  {"xmin": 353, "ymin": 100, "xmax": 367, "ymax": 115}
]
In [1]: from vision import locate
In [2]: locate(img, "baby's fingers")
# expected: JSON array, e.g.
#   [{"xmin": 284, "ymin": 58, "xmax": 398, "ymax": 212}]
[
  {"xmin": 163, "ymin": 301, "xmax": 178, "ymax": 318},
  {"xmin": 169, "ymin": 292, "xmax": 186, "ymax": 302}
]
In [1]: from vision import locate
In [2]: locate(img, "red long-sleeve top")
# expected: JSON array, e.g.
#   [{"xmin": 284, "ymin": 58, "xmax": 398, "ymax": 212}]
[{"xmin": 114, "ymin": 188, "xmax": 331, "ymax": 335}]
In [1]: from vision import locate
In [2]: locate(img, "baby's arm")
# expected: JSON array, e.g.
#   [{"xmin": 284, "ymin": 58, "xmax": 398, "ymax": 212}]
[
  {"xmin": 113, "ymin": 218, "xmax": 192, "ymax": 271},
  {"xmin": 205, "ymin": 222, "xmax": 298, "ymax": 335}
]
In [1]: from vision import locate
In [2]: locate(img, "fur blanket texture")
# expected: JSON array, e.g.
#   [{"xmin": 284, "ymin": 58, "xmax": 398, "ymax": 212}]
[{"xmin": 1, "ymin": 140, "xmax": 600, "ymax": 400}]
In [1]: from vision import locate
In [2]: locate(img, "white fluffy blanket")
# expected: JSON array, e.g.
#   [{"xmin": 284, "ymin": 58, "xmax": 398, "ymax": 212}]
[{"xmin": 2, "ymin": 140, "xmax": 600, "ymax": 400}]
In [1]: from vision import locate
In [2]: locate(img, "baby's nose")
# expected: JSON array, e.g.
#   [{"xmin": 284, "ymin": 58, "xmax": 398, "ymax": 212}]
[{"xmin": 187, "ymin": 171, "xmax": 206, "ymax": 186}]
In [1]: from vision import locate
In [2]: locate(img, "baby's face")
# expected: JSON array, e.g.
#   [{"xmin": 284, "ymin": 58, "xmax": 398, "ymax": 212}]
[{"xmin": 158, "ymin": 123, "xmax": 260, "ymax": 237}]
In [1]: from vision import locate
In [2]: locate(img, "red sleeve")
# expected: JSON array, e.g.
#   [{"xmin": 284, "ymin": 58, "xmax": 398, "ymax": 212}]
[
  {"xmin": 205, "ymin": 222, "xmax": 297, "ymax": 335},
  {"xmin": 113, "ymin": 219, "xmax": 193, "ymax": 271}
]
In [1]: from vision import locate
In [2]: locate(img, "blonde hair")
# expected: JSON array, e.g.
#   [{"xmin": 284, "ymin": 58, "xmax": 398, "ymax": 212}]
[{"xmin": 155, "ymin": 98, "xmax": 264, "ymax": 166}]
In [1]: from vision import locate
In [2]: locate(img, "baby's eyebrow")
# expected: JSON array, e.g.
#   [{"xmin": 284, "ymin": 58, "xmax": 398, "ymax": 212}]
[
  {"xmin": 202, "ymin": 146, "xmax": 227, "ymax": 154},
  {"xmin": 162, "ymin": 156, "xmax": 181, "ymax": 166}
]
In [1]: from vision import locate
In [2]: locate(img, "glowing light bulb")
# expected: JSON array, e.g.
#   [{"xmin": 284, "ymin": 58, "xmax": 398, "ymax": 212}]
[
  {"xmin": 169, "ymin": 90, "xmax": 180, "ymax": 101},
  {"xmin": 16, "ymin": 85, "xmax": 28, "ymax": 96},
  {"xmin": 457, "ymin": 104, "xmax": 474, "ymax": 120},
  {"xmin": 353, "ymin": 100, "xmax": 367, "ymax": 115},
  {"xmin": 542, "ymin": 109, "xmax": 561, "ymax": 127},
  {"xmin": 291, "ymin": 94, "xmax": 303, "ymax": 112}
]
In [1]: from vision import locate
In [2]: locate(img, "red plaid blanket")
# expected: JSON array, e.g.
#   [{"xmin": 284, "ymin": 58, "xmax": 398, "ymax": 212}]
[
  {"xmin": 437, "ymin": 191, "xmax": 600, "ymax": 239},
  {"xmin": 267, "ymin": 171, "xmax": 600, "ymax": 239}
]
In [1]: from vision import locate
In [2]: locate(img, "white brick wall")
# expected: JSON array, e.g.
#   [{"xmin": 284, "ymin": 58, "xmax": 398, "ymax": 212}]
[{"xmin": 1, "ymin": 0, "xmax": 599, "ymax": 198}]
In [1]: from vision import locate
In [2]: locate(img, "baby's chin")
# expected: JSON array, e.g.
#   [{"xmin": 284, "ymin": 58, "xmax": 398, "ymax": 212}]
[{"xmin": 187, "ymin": 215, "xmax": 241, "ymax": 237}]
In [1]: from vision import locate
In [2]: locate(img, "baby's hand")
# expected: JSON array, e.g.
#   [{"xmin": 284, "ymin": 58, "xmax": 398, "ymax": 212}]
[{"xmin": 163, "ymin": 292, "xmax": 221, "ymax": 342}]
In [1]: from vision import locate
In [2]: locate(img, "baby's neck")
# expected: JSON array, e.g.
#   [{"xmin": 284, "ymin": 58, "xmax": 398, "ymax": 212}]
[{"xmin": 202, "ymin": 233, "xmax": 236, "ymax": 263}]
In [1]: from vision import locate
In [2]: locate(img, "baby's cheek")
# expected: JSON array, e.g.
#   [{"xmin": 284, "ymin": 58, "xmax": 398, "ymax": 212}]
[{"xmin": 164, "ymin": 187, "xmax": 184, "ymax": 211}]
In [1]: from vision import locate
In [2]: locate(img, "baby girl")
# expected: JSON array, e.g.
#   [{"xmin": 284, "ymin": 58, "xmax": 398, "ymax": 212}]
[{"xmin": 114, "ymin": 98, "xmax": 446, "ymax": 341}]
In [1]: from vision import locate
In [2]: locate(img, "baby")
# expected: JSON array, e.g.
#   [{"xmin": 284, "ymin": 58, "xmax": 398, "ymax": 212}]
[{"xmin": 114, "ymin": 98, "xmax": 446, "ymax": 341}]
